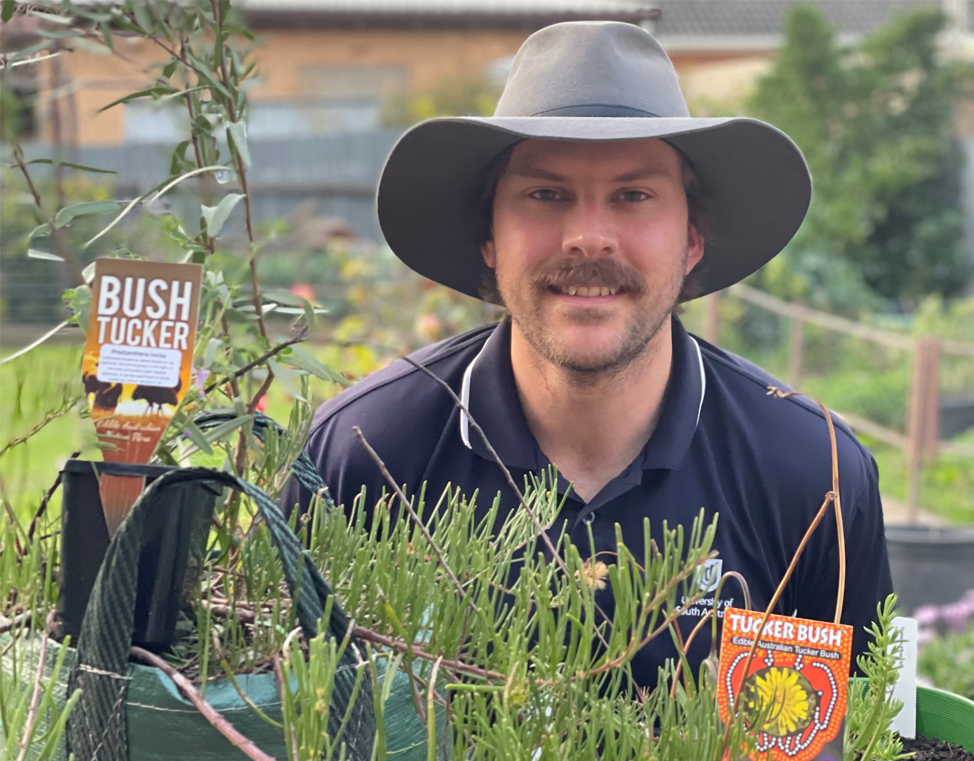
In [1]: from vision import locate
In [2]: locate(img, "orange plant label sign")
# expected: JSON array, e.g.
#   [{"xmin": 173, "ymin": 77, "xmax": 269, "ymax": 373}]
[
  {"xmin": 717, "ymin": 608, "xmax": 853, "ymax": 761},
  {"xmin": 81, "ymin": 259, "xmax": 202, "ymax": 533}
]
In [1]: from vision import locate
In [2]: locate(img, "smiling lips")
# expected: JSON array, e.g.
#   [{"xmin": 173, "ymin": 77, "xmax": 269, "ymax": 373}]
[{"xmin": 555, "ymin": 285, "xmax": 621, "ymax": 297}]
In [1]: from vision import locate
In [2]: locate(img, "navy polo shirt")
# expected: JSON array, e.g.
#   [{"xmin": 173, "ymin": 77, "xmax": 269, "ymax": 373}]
[{"xmin": 282, "ymin": 314, "xmax": 893, "ymax": 686}]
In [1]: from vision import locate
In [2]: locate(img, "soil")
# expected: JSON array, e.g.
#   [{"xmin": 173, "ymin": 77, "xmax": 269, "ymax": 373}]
[{"xmin": 901, "ymin": 735, "xmax": 974, "ymax": 761}]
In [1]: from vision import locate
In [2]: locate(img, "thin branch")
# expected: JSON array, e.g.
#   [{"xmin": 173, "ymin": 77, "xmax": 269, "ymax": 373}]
[
  {"xmin": 0, "ymin": 610, "xmax": 32, "ymax": 635},
  {"xmin": 15, "ymin": 628, "xmax": 50, "ymax": 761},
  {"xmin": 12, "ymin": 147, "xmax": 42, "ymax": 208},
  {"xmin": 352, "ymin": 427, "xmax": 469, "ymax": 603},
  {"xmin": 130, "ymin": 646, "xmax": 275, "ymax": 761},
  {"xmin": 1, "ymin": 401, "xmax": 82, "ymax": 458},
  {"xmin": 349, "ymin": 626, "xmax": 505, "ymax": 681},
  {"xmin": 28, "ymin": 451, "xmax": 79, "ymax": 541},
  {"xmin": 273, "ymin": 655, "xmax": 299, "ymax": 761},
  {"xmin": 401, "ymin": 356, "xmax": 615, "ymax": 647}
]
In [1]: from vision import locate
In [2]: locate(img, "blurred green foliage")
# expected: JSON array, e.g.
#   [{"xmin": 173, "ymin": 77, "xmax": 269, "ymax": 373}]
[
  {"xmin": 748, "ymin": 4, "xmax": 974, "ymax": 311},
  {"xmin": 919, "ymin": 623, "xmax": 974, "ymax": 701},
  {"xmin": 381, "ymin": 75, "xmax": 500, "ymax": 127}
]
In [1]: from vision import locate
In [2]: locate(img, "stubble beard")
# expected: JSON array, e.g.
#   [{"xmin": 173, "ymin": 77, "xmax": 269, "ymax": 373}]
[{"xmin": 499, "ymin": 248, "xmax": 689, "ymax": 385}]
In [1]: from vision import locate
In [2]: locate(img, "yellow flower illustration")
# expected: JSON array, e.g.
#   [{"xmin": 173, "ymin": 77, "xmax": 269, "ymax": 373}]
[{"xmin": 743, "ymin": 667, "xmax": 815, "ymax": 736}]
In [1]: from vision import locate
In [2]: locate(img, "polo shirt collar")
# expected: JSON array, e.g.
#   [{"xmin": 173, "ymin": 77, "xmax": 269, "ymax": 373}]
[{"xmin": 459, "ymin": 314, "xmax": 706, "ymax": 473}]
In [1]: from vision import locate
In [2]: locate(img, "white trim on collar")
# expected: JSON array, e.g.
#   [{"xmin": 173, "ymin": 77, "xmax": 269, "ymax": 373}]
[
  {"xmin": 689, "ymin": 336, "xmax": 707, "ymax": 427},
  {"xmin": 458, "ymin": 332, "xmax": 708, "ymax": 450},
  {"xmin": 459, "ymin": 341, "xmax": 489, "ymax": 450}
]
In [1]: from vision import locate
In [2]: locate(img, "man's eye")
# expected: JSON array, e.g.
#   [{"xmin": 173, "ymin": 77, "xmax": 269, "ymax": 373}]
[
  {"xmin": 529, "ymin": 189, "xmax": 561, "ymax": 201},
  {"xmin": 619, "ymin": 190, "xmax": 650, "ymax": 202}
]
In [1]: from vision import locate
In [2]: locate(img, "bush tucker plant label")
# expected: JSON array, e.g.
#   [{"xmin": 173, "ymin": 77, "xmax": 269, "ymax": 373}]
[
  {"xmin": 717, "ymin": 607, "xmax": 853, "ymax": 761},
  {"xmin": 82, "ymin": 258, "xmax": 202, "ymax": 534}
]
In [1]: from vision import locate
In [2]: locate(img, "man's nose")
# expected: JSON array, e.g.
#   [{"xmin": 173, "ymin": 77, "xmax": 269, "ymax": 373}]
[{"xmin": 561, "ymin": 201, "xmax": 617, "ymax": 259}]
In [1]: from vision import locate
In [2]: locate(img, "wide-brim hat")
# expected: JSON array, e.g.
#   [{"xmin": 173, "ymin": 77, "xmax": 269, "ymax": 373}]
[{"xmin": 377, "ymin": 21, "xmax": 811, "ymax": 303}]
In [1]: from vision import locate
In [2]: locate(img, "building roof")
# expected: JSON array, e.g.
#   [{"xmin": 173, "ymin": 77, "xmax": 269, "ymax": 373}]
[
  {"xmin": 238, "ymin": 0, "xmax": 658, "ymax": 28},
  {"xmin": 239, "ymin": 0, "xmax": 968, "ymax": 40},
  {"xmin": 655, "ymin": 0, "xmax": 946, "ymax": 37}
]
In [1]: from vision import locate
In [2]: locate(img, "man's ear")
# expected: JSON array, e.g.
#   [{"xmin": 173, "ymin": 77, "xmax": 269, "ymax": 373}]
[
  {"xmin": 480, "ymin": 239, "xmax": 497, "ymax": 269},
  {"xmin": 685, "ymin": 224, "xmax": 705, "ymax": 276}
]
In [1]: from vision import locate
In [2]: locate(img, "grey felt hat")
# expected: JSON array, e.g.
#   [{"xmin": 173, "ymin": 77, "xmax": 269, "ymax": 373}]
[{"xmin": 376, "ymin": 21, "xmax": 811, "ymax": 302}]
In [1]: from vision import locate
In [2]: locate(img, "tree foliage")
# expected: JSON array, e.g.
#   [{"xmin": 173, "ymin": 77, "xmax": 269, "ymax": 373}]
[{"xmin": 749, "ymin": 4, "xmax": 974, "ymax": 309}]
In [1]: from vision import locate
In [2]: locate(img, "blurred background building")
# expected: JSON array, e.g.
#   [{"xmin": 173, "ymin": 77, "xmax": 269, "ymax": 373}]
[{"xmin": 6, "ymin": 0, "xmax": 974, "ymax": 241}]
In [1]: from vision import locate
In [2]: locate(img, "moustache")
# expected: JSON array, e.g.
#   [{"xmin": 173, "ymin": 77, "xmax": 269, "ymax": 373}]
[{"xmin": 533, "ymin": 259, "xmax": 645, "ymax": 295}]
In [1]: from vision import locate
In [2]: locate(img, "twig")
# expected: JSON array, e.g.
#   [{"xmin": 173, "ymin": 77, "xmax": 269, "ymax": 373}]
[
  {"xmin": 400, "ymin": 356, "xmax": 615, "ymax": 647},
  {"xmin": 28, "ymin": 451, "xmax": 80, "ymax": 540},
  {"xmin": 0, "ymin": 610, "xmax": 32, "ymax": 634},
  {"xmin": 246, "ymin": 369, "xmax": 275, "ymax": 416},
  {"xmin": 273, "ymin": 655, "xmax": 299, "ymax": 761},
  {"xmin": 352, "ymin": 427, "xmax": 469, "ymax": 604},
  {"xmin": 15, "ymin": 626, "xmax": 50, "ymax": 761},
  {"xmin": 0, "ymin": 401, "xmax": 82, "ymax": 458},
  {"xmin": 349, "ymin": 626, "xmax": 505, "ymax": 681},
  {"xmin": 670, "ymin": 609, "xmax": 714, "ymax": 699},
  {"xmin": 12, "ymin": 147, "xmax": 42, "ymax": 208},
  {"xmin": 130, "ymin": 646, "xmax": 275, "ymax": 761},
  {"xmin": 201, "ymin": 600, "xmax": 257, "ymax": 624}
]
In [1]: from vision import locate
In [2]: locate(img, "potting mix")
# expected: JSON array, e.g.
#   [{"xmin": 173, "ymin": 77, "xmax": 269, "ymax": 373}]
[
  {"xmin": 718, "ymin": 607, "xmax": 854, "ymax": 761},
  {"xmin": 81, "ymin": 258, "xmax": 201, "ymax": 535}
]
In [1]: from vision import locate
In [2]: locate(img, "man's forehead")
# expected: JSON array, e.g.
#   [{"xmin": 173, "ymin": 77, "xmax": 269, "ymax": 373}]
[{"xmin": 504, "ymin": 137, "xmax": 682, "ymax": 180}]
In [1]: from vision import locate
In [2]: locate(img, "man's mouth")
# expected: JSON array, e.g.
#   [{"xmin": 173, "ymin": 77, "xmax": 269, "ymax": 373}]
[{"xmin": 551, "ymin": 284, "xmax": 621, "ymax": 297}]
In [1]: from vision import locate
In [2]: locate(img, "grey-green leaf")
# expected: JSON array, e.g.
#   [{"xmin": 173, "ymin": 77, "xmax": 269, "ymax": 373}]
[
  {"xmin": 201, "ymin": 193, "xmax": 245, "ymax": 238},
  {"xmin": 184, "ymin": 419, "xmax": 215, "ymax": 455},
  {"xmin": 203, "ymin": 414, "xmax": 253, "ymax": 444},
  {"xmin": 27, "ymin": 249, "xmax": 64, "ymax": 262},
  {"xmin": 25, "ymin": 159, "xmax": 116, "ymax": 174},
  {"xmin": 227, "ymin": 121, "xmax": 250, "ymax": 170},
  {"xmin": 280, "ymin": 346, "xmax": 350, "ymax": 386},
  {"xmin": 54, "ymin": 200, "xmax": 120, "ymax": 228}
]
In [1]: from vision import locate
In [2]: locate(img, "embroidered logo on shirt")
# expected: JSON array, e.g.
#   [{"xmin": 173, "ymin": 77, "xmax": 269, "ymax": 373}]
[{"xmin": 695, "ymin": 558, "xmax": 723, "ymax": 593}]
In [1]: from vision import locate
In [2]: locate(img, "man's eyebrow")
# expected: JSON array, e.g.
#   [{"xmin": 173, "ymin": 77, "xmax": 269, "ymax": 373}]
[
  {"xmin": 507, "ymin": 165, "xmax": 674, "ymax": 182},
  {"xmin": 508, "ymin": 166, "xmax": 567, "ymax": 182},
  {"xmin": 612, "ymin": 166, "xmax": 672, "ymax": 182}
]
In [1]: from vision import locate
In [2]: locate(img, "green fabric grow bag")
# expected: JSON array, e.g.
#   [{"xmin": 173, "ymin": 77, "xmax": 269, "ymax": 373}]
[{"xmin": 1, "ymin": 632, "xmax": 432, "ymax": 761}]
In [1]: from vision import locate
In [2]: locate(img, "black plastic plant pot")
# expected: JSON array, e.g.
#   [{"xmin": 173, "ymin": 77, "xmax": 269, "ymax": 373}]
[
  {"xmin": 56, "ymin": 459, "xmax": 217, "ymax": 649},
  {"xmin": 885, "ymin": 524, "xmax": 974, "ymax": 613}
]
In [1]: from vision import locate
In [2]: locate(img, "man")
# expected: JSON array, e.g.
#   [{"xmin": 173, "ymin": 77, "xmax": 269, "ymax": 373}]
[{"xmin": 282, "ymin": 21, "xmax": 892, "ymax": 684}]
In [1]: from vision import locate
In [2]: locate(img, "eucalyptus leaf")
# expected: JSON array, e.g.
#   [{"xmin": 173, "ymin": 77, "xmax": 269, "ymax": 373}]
[
  {"xmin": 54, "ymin": 200, "xmax": 121, "ymax": 228},
  {"xmin": 203, "ymin": 338, "xmax": 223, "ymax": 368},
  {"xmin": 201, "ymin": 193, "xmax": 245, "ymax": 238},
  {"xmin": 184, "ymin": 419, "xmax": 215, "ymax": 455},
  {"xmin": 280, "ymin": 347, "xmax": 350, "ymax": 387},
  {"xmin": 29, "ymin": 223, "xmax": 52, "ymax": 241},
  {"xmin": 27, "ymin": 249, "xmax": 64, "ymax": 262},
  {"xmin": 98, "ymin": 87, "xmax": 169, "ymax": 113},
  {"xmin": 1, "ymin": 0, "xmax": 15, "ymax": 23},
  {"xmin": 227, "ymin": 121, "xmax": 250, "ymax": 170},
  {"xmin": 203, "ymin": 414, "xmax": 253, "ymax": 444},
  {"xmin": 25, "ymin": 159, "xmax": 116, "ymax": 175}
]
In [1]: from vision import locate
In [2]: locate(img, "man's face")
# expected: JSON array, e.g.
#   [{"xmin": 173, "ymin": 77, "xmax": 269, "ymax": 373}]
[{"xmin": 481, "ymin": 138, "xmax": 705, "ymax": 379}]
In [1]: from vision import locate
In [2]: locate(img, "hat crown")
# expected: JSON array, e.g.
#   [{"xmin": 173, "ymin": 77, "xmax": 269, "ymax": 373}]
[{"xmin": 494, "ymin": 21, "xmax": 691, "ymax": 119}]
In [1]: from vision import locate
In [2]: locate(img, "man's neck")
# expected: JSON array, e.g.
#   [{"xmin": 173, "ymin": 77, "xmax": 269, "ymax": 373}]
[{"xmin": 510, "ymin": 317, "xmax": 675, "ymax": 503}]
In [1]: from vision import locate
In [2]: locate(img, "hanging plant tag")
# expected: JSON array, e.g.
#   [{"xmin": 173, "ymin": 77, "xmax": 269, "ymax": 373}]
[
  {"xmin": 81, "ymin": 258, "xmax": 202, "ymax": 534},
  {"xmin": 717, "ymin": 607, "xmax": 853, "ymax": 761}
]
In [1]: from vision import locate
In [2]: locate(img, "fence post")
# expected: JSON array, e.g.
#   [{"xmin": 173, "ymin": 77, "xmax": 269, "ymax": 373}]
[
  {"xmin": 788, "ymin": 301, "xmax": 806, "ymax": 389},
  {"xmin": 705, "ymin": 291, "xmax": 721, "ymax": 346},
  {"xmin": 905, "ymin": 339, "xmax": 941, "ymax": 522}
]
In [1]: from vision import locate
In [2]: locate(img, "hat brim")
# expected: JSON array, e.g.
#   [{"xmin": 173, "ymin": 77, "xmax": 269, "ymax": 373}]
[{"xmin": 376, "ymin": 116, "xmax": 811, "ymax": 302}]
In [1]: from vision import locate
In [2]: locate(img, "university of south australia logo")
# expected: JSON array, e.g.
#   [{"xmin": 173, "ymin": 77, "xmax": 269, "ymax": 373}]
[{"xmin": 695, "ymin": 558, "xmax": 723, "ymax": 593}]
